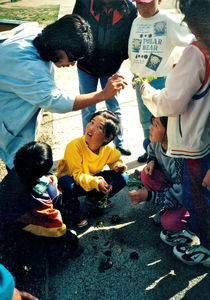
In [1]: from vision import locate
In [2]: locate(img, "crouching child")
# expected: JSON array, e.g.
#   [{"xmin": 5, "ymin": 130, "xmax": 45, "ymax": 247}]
[
  {"xmin": 57, "ymin": 110, "xmax": 129, "ymax": 228},
  {"xmin": 0, "ymin": 141, "xmax": 79, "ymax": 260}
]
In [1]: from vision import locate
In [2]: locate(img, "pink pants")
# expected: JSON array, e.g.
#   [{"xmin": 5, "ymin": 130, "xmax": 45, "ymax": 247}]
[{"xmin": 141, "ymin": 169, "xmax": 189, "ymax": 232}]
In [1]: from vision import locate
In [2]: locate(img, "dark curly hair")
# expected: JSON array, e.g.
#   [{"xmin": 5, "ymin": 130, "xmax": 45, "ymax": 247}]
[{"xmin": 33, "ymin": 14, "xmax": 93, "ymax": 62}]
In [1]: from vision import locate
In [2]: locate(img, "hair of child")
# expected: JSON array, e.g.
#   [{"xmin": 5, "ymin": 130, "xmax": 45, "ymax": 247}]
[
  {"xmin": 176, "ymin": 0, "xmax": 210, "ymax": 49},
  {"xmin": 14, "ymin": 141, "xmax": 53, "ymax": 185},
  {"xmin": 90, "ymin": 110, "xmax": 121, "ymax": 140},
  {"xmin": 151, "ymin": 115, "xmax": 168, "ymax": 129}
]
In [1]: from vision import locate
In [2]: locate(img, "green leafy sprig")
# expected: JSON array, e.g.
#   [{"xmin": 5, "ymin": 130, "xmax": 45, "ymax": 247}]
[{"xmin": 134, "ymin": 74, "xmax": 157, "ymax": 85}]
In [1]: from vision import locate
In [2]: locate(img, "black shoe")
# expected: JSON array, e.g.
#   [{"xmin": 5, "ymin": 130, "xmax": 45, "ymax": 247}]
[
  {"xmin": 116, "ymin": 146, "xmax": 131, "ymax": 156},
  {"xmin": 137, "ymin": 153, "xmax": 147, "ymax": 163},
  {"xmin": 152, "ymin": 208, "xmax": 167, "ymax": 226}
]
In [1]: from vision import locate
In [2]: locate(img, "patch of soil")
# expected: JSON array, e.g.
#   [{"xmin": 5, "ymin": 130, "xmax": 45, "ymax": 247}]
[{"xmin": 37, "ymin": 111, "xmax": 54, "ymax": 146}]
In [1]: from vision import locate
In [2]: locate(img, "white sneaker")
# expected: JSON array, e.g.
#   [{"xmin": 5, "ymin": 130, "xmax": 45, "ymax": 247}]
[
  {"xmin": 160, "ymin": 229, "xmax": 195, "ymax": 246},
  {"xmin": 173, "ymin": 244, "xmax": 210, "ymax": 267}
]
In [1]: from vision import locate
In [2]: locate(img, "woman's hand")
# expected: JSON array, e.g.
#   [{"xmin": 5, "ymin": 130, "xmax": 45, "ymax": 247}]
[
  {"xmin": 128, "ymin": 189, "xmax": 148, "ymax": 205},
  {"xmin": 143, "ymin": 160, "xmax": 155, "ymax": 176},
  {"xmin": 101, "ymin": 74, "xmax": 127, "ymax": 100}
]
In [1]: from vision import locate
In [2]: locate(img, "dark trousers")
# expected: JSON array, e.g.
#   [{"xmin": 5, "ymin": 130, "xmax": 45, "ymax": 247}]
[
  {"xmin": 58, "ymin": 170, "xmax": 129, "ymax": 213},
  {"xmin": 183, "ymin": 153, "xmax": 210, "ymax": 249}
]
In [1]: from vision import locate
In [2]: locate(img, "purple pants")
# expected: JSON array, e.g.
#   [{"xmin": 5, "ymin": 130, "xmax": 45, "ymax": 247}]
[
  {"xmin": 183, "ymin": 156, "xmax": 210, "ymax": 249},
  {"xmin": 141, "ymin": 169, "xmax": 189, "ymax": 232}
]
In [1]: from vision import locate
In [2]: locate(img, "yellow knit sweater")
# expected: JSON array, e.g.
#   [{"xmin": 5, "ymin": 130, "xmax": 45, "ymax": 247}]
[{"xmin": 56, "ymin": 136, "xmax": 126, "ymax": 191}]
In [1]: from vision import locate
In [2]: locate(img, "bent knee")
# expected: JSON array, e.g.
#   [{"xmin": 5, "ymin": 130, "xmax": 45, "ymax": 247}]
[{"xmin": 161, "ymin": 210, "xmax": 186, "ymax": 232}]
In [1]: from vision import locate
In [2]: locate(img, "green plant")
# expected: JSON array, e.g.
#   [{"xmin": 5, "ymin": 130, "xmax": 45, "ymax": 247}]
[
  {"xmin": 98, "ymin": 184, "xmax": 112, "ymax": 208},
  {"xmin": 134, "ymin": 74, "xmax": 157, "ymax": 85}
]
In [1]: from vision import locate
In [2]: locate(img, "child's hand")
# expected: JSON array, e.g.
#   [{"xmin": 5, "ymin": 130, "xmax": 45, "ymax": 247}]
[
  {"xmin": 202, "ymin": 169, "xmax": 210, "ymax": 190},
  {"xmin": 48, "ymin": 175, "xmax": 57, "ymax": 186},
  {"xmin": 114, "ymin": 164, "xmax": 125, "ymax": 173},
  {"xmin": 99, "ymin": 180, "xmax": 112, "ymax": 194},
  {"xmin": 135, "ymin": 76, "xmax": 156, "ymax": 94},
  {"xmin": 128, "ymin": 189, "xmax": 148, "ymax": 205},
  {"xmin": 143, "ymin": 160, "xmax": 154, "ymax": 176}
]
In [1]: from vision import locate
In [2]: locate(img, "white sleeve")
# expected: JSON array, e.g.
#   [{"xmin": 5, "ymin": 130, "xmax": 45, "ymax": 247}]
[{"xmin": 141, "ymin": 45, "xmax": 205, "ymax": 117}]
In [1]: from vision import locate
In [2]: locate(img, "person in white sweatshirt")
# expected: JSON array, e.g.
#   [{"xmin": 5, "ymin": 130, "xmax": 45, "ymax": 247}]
[
  {"xmin": 128, "ymin": 0, "xmax": 193, "ymax": 163},
  {"xmin": 138, "ymin": 0, "xmax": 210, "ymax": 267}
]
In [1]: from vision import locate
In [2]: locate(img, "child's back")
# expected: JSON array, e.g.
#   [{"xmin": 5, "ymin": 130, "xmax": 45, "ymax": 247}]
[{"xmin": 0, "ymin": 141, "xmax": 79, "ymax": 259}]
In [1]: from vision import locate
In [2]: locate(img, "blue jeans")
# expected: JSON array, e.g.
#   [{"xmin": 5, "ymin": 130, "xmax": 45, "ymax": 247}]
[
  {"xmin": 58, "ymin": 170, "xmax": 129, "ymax": 214},
  {"xmin": 77, "ymin": 68, "xmax": 124, "ymax": 147},
  {"xmin": 135, "ymin": 77, "xmax": 166, "ymax": 146}
]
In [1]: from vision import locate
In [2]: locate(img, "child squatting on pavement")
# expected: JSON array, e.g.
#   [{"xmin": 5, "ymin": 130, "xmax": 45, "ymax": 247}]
[
  {"xmin": 56, "ymin": 110, "xmax": 129, "ymax": 228},
  {"xmin": 137, "ymin": 0, "xmax": 210, "ymax": 266},
  {"xmin": 0, "ymin": 142, "xmax": 79, "ymax": 259}
]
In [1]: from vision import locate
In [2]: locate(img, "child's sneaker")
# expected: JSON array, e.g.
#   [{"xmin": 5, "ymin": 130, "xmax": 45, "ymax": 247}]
[
  {"xmin": 64, "ymin": 229, "xmax": 79, "ymax": 254},
  {"xmin": 98, "ymin": 198, "xmax": 113, "ymax": 209},
  {"xmin": 48, "ymin": 229, "xmax": 79, "ymax": 261},
  {"xmin": 152, "ymin": 208, "xmax": 167, "ymax": 225},
  {"xmin": 107, "ymin": 199, "xmax": 113, "ymax": 207},
  {"xmin": 72, "ymin": 212, "xmax": 88, "ymax": 228},
  {"xmin": 76, "ymin": 217, "xmax": 88, "ymax": 228},
  {"xmin": 173, "ymin": 244, "xmax": 210, "ymax": 267},
  {"xmin": 160, "ymin": 229, "xmax": 195, "ymax": 246}
]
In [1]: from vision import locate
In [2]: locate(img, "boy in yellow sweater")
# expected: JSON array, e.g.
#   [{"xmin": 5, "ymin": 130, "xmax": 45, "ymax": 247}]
[{"xmin": 57, "ymin": 110, "xmax": 128, "ymax": 228}]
